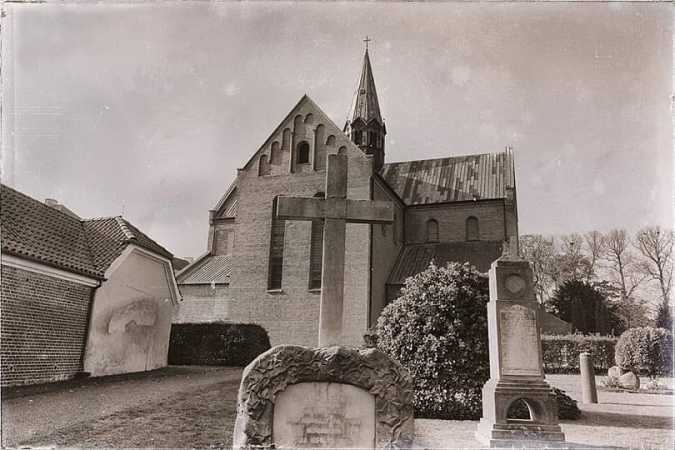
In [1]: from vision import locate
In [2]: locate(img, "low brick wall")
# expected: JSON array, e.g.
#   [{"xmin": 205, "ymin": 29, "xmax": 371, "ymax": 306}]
[{"xmin": 1, "ymin": 265, "xmax": 93, "ymax": 387}]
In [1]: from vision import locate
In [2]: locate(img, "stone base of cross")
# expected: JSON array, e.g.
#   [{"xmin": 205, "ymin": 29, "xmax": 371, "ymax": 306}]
[{"xmin": 276, "ymin": 153, "xmax": 394, "ymax": 347}]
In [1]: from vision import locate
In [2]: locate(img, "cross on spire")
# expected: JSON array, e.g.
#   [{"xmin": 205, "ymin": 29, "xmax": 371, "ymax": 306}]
[{"xmin": 363, "ymin": 36, "xmax": 371, "ymax": 50}]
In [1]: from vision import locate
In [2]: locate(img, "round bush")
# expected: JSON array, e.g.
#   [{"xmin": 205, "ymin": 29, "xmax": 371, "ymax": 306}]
[
  {"xmin": 615, "ymin": 327, "xmax": 673, "ymax": 378},
  {"xmin": 376, "ymin": 262, "xmax": 490, "ymax": 419}
]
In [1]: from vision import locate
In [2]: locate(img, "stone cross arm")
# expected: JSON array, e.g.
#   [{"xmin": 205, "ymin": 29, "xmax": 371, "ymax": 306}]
[{"xmin": 276, "ymin": 196, "xmax": 393, "ymax": 224}]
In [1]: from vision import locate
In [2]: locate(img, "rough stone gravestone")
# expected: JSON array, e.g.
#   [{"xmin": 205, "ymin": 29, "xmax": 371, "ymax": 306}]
[
  {"xmin": 232, "ymin": 154, "xmax": 414, "ymax": 449},
  {"xmin": 476, "ymin": 241, "xmax": 565, "ymax": 447}
]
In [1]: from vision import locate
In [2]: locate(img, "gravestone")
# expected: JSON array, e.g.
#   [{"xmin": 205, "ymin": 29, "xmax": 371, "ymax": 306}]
[
  {"xmin": 232, "ymin": 153, "xmax": 414, "ymax": 449},
  {"xmin": 476, "ymin": 240, "xmax": 565, "ymax": 447}
]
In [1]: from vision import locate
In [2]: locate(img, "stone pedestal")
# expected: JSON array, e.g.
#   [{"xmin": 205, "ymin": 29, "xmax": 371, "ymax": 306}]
[{"xmin": 476, "ymin": 254, "xmax": 565, "ymax": 447}]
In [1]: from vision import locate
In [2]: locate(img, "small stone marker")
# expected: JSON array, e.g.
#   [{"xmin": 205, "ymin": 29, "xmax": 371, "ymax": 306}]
[
  {"xmin": 232, "ymin": 153, "xmax": 414, "ymax": 449},
  {"xmin": 476, "ymin": 238, "xmax": 565, "ymax": 447},
  {"xmin": 579, "ymin": 352, "xmax": 598, "ymax": 404}
]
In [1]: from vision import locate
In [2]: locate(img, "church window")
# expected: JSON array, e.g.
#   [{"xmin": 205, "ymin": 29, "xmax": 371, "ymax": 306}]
[
  {"xmin": 268, "ymin": 197, "xmax": 286, "ymax": 290},
  {"xmin": 308, "ymin": 192, "xmax": 325, "ymax": 290},
  {"xmin": 270, "ymin": 141, "xmax": 281, "ymax": 165},
  {"xmin": 258, "ymin": 154, "xmax": 271, "ymax": 176},
  {"xmin": 426, "ymin": 219, "xmax": 439, "ymax": 242},
  {"xmin": 297, "ymin": 141, "xmax": 310, "ymax": 164},
  {"xmin": 369, "ymin": 132, "xmax": 377, "ymax": 146},
  {"xmin": 466, "ymin": 216, "xmax": 479, "ymax": 241},
  {"xmin": 354, "ymin": 130, "xmax": 362, "ymax": 144},
  {"xmin": 338, "ymin": 146, "xmax": 347, "ymax": 155},
  {"xmin": 326, "ymin": 135, "xmax": 336, "ymax": 146}
]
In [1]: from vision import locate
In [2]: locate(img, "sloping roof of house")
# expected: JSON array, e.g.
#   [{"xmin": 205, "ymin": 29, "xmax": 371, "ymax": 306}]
[
  {"xmin": 1, "ymin": 184, "xmax": 173, "ymax": 278},
  {"xmin": 387, "ymin": 241, "xmax": 503, "ymax": 285},
  {"xmin": 83, "ymin": 217, "xmax": 173, "ymax": 273},
  {"xmin": 1, "ymin": 184, "xmax": 101, "ymax": 278},
  {"xmin": 380, "ymin": 149, "xmax": 515, "ymax": 206},
  {"xmin": 177, "ymin": 254, "xmax": 232, "ymax": 285}
]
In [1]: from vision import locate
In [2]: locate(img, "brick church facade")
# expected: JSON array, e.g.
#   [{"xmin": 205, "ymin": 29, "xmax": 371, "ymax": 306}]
[{"xmin": 175, "ymin": 49, "xmax": 518, "ymax": 347}]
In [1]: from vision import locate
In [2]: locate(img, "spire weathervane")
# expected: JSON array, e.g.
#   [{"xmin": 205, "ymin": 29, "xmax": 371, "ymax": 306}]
[{"xmin": 363, "ymin": 36, "xmax": 371, "ymax": 51}]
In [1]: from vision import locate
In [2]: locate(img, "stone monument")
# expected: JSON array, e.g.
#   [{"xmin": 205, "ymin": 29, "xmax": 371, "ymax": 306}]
[
  {"xmin": 232, "ymin": 154, "xmax": 415, "ymax": 449},
  {"xmin": 476, "ymin": 239, "xmax": 565, "ymax": 447}
]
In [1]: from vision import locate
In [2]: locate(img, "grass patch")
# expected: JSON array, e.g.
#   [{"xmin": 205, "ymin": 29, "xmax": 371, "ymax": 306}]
[{"xmin": 21, "ymin": 378, "xmax": 240, "ymax": 448}]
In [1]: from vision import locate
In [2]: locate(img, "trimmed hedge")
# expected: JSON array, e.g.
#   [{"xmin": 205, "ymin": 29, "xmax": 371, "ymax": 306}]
[
  {"xmin": 542, "ymin": 334, "xmax": 617, "ymax": 374},
  {"xmin": 169, "ymin": 322, "xmax": 271, "ymax": 367},
  {"xmin": 615, "ymin": 327, "xmax": 673, "ymax": 377}
]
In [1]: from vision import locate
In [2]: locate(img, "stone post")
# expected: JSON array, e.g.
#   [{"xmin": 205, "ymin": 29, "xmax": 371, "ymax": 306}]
[
  {"xmin": 579, "ymin": 352, "xmax": 598, "ymax": 404},
  {"xmin": 476, "ymin": 246, "xmax": 565, "ymax": 447}
]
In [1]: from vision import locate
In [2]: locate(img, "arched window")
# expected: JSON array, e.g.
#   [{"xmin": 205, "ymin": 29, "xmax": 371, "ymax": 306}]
[
  {"xmin": 268, "ymin": 197, "xmax": 286, "ymax": 290},
  {"xmin": 308, "ymin": 192, "xmax": 325, "ymax": 290},
  {"xmin": 354, "ymin": 130, "xmax": 362, "ymax": 144},
  {"xmin": 466, "ymin": 216, "xmax": 479, "ymax": 241},
  {"xmin": 258, "ymin": 154, "xmax": 270, "ymax": 176},
  {"xmin": 296, "ymin": 141, "xmax": 310, "ymax": 164},
  {"xmin": 426, "ymin": 219, "xmax": 439, "ymax": 242},
  {"xmin": 369, "ymin": 132, "xmax": 377, "ymax": 146}
]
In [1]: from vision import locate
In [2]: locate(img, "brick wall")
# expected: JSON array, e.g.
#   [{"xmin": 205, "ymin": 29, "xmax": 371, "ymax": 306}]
[
  {"xmin": 173, "ymin": 284, "xmax": 232, "ymax": 323},
  {"xmin": 405, "ymin": 200, "xmax": 508, "ymax": 244},
  {"xmin": 1, "ymin": 265, "xmax": 94, "ymax": 387},
  {"xmin": 226, "ymin": 98, "xmax": 373, "ymax": 347}
]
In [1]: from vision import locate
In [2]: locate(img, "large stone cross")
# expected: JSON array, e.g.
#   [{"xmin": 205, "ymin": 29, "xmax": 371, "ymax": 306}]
[{"xmin": 276, "ymin": 153, "xmax": 394, "ymax": 347}]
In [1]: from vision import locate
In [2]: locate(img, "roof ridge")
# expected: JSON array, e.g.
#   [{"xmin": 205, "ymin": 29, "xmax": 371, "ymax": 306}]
[
  {"xmin": 1, "ymin": 183, "xmax": 83, "ymax": 224},
  {"xmin": 114, "ymin": 216, "xmax": 136, "ymax": 240},
  {"xmin": 383, "ymin": 151, "xmax": 504, "ymax": 167}
]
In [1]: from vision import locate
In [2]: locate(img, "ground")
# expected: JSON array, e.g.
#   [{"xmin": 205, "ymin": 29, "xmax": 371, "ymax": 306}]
[{"xmin": 2, "ymin": 367, "xmax": 672, "ymax": 449}]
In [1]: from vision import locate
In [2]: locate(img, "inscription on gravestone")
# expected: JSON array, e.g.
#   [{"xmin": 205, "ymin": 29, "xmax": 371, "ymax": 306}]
[
  {"xmin": 500, "ymin": 304, "xmax": 541, "ymax": 377},
  {"xmin": 273, "ymin": 382, "xmax": 375, "ymax": 448}
]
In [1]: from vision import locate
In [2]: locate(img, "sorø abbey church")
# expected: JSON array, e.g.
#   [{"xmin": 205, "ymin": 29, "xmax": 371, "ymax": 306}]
[{"xmin": 175, "ymin": 48, "xmax": 519, "ymax": 347}]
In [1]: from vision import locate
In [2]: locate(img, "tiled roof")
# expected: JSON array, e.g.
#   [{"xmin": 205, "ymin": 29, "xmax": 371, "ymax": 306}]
[
  {"xmin": 1, "ymin": 184, "xmax": 173, "ymax": 278},
  {"xmin": 380, "ymin": 149, "xmax": 515, "ymax": 205},
  {"xmin": 1, "ymin": 184, "xmax": 101, "ymax": 278},
  {"xmin": 83, "ymin": 217, "xmax": 173, "ymax": 273},
  {"xmin": 387, "ymin": 241, "xmax": 503, "ymax": 285},
  {"xmin": 177, "ymin": 254, "xmax": 232, "ymax": 285}
]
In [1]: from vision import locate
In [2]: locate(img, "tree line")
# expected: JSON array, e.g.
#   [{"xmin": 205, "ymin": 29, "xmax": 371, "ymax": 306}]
[{"xmin": 520, "ymin": 227, "xmax": 673, "ymax": 335}]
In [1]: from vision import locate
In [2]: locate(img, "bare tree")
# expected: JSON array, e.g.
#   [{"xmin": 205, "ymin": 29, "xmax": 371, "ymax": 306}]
[
  {"xmin": 634, "ymin": 226, "xmax": 673, "ymax": 304},
  {"xmin": 583, "ymin": 230, "xmax": 605, "ymax": 282},
  {"xmin": 602, "ymin": 229, "xmax": 648, "ymax": 328},
  {"xmin": 520, "ymin": 234, "xmax": 557, "ymax": 304},
  {"xmin": 557, "ymin": 233, "xmax": 591, "ymax": 282}
]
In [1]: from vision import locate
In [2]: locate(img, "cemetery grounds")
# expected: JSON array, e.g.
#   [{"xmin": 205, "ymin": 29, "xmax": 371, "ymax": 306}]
[{"xmin": 1, "ymin": 366, "xmax": 672, "ymax": 449}]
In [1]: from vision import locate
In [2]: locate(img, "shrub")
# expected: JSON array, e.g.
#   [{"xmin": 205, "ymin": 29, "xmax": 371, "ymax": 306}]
[
  {"xmin": 376, "ymin": 262, "xmax": 490, "ymax": 420},
  {"xmin": 615, "ymin": 327, "xmax": 673, "ymax": 378},
  {"xmin": 541, "ymin": 334, "xmax": 617, "ymax": 374},
  {"xmin": 548, "ymin": 280, "xmax": 616, "ymax": 335},
  {"xmin": 168, "ymin": 322, "xmax": 271, "ymax": 367}
]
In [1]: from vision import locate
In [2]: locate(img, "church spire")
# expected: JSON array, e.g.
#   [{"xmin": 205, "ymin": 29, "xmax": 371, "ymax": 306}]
[{"xmin": 346, "ymin": 38, "xmax": 387, "ymax": 171}]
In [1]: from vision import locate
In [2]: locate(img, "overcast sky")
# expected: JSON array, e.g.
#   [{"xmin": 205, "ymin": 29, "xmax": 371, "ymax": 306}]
[{"xmin": 2, "ymin": 2, "xmax": 672, "ymax": 258}]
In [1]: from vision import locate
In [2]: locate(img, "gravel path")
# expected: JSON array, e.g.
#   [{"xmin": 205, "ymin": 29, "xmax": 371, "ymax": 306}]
[
  {"xmin": 1, "ymin": 366, "xmax": 242, "ymax": 447},
  {"xmin": 2, "ymin": 370, "xmax": 672, "ymax": 449}
]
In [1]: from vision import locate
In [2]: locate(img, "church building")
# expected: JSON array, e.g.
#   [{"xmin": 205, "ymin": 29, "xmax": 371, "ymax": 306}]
[{"xmin": 175, "ymin": 48, "xmax": 518, "ymax": 347}]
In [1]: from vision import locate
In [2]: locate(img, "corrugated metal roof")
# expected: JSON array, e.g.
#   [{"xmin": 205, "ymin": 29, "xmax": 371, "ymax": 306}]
[
  {"xmin": 380, "ymin": 149, "xmax": 515, "ymax": 205},
  {"xmin": 178, "ymin": 255, "xmax": 232, "ymax": 285},
  {"xmin": 387, "ymin": 241, "xmax": 503, "ymax": 285}
]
